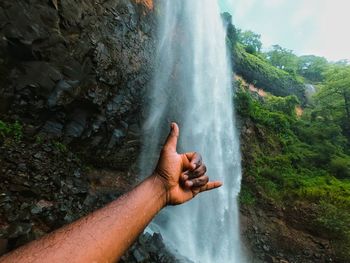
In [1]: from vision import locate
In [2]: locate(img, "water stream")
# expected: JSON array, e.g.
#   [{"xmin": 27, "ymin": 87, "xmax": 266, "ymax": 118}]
[{"xmin": 140, "ymin": 1, "xmax": 244, "ymax": 262}]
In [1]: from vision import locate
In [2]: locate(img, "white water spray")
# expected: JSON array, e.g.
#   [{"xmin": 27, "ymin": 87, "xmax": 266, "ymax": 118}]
[{"xmin": 140, "ymin": 1, "xmax": 243, "ymax": 262}]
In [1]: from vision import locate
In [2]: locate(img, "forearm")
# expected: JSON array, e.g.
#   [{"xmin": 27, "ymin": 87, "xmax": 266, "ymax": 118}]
[{"xmin": 0, "ymin": 175, "xmax": 166, "ymax": 263}]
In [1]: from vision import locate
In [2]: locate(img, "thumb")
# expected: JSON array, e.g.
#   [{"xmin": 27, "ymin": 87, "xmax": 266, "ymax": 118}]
[{"xmin": 163, "ymin": 122, "xmax": 179, "ymax": 152}]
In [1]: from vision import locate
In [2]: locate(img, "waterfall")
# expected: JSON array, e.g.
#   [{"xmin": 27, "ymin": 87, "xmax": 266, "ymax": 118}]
[{"xmin": 139, "ymin": 0, "xmax": 244, "ymax": 262}]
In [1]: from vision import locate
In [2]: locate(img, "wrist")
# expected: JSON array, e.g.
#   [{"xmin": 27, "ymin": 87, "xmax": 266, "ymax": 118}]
[{"xmin": 147, "ymin": 173, "xmax": 169, "ymax": 208}]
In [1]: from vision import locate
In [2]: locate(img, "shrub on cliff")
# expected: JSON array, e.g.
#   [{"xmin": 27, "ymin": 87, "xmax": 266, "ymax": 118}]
[
  {"xmin": 0, "ymin": 120, "xmax": 22, "ymax": 142},
  {"xmin": 233, "ymin": 44, "xmax": 306, "ymax": 104}
]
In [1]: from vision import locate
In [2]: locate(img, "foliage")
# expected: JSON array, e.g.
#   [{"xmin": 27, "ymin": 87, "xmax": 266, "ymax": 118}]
[
  {"xmin": 237, "ymin": 29, "xmax": 262, "ymax": 54},
  {"xmin": 233, "ymin": 44, "xmax": 306, "ymax": 103},
  {"xmin": 0, "ymin": 120, "xmax": 23, "ymax": 142},
  {"xmin": 235, "ymin": 90, "xmax": 295, "ymax": 132},
  {"xmin": 330, "ymin": 156, "xmax": 350, "ymax": 179},
  {"xmin": 265, "ymin": 45, "xmax": 298, "ymax": 75},
  {"xmin": 235, "ymin": 88, "xmax": 350, "ymax": 254},
  {"xmin": 53, "ymin": 141, "xmax": 68, "ymax": 153},
  {"xmin": 239, "ymin": 185, "xmax": 256, "ymax": 205},
  {"xmin": 297, "ymin": 55, "xmax": 329, "ymax": 83},
  {"xmin": 316, "ymin": 65, "xmax": 350, "ymax": 139},
  {"xmin": 265, "ymin": 95, "xmax": 299, "ymax": 116}
]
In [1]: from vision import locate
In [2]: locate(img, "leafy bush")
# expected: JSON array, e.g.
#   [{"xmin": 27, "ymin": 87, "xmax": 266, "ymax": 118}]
[
  {"xmin": 330, "ymin": 156, "xmax": 350, "ymax": 178},
  {"xmin": 239, "ymin": 185, "xmax": 256, "ymax": 205},
  {"xmin": 0, "ymin": 120, "xmax": 23, "ymax": 142},
  {"xmin": 53, "ymin": 141, "xmax": 68, "ymax": 153},
  {"xmin": 266, "ymin": 95, "xmax": 299, "ymax": 116},
  {"xmin": 233, "ymin": 44, "xmax": 306, "ymax": 103}
]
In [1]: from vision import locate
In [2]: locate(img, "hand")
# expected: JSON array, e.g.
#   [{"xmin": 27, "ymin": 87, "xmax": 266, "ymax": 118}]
[{"xmin": 153, "ymin": 122, "xmax": 222, "ymax": 205}]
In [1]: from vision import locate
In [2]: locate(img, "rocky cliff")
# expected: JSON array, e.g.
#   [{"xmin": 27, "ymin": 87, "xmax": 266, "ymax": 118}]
[
  {"xmin": 0, "ymin": 0, "xmax": 155, "ymax": 169},
  {"xmin": 0, "ymin": 0, "xmax": 167, "ymax": 260}
]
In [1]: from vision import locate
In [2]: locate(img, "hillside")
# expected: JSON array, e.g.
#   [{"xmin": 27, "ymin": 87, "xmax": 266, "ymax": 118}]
[{"xmin": 225, "ymin": 15, "xmax": 350, "ymax": 263}]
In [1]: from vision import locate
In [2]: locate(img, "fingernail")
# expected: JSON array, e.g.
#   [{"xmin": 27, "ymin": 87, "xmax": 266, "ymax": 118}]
[{"xmin": 183, "ymin": 174, "xmax": 188, "ymax": 180}]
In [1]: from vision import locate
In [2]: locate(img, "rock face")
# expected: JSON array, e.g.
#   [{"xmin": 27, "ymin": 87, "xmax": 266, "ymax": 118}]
[
  {"xmin": 0, "ymin": 0, "xmax": 156, "ymax": 170},
  {"xmin": 0, "ymin": 0, "xmax": 162, "ymax": 259}
]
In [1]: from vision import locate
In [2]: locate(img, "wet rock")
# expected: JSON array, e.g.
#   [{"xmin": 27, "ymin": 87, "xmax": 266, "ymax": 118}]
[
  {"xmin": 65, "ymin": 109, "xmax": 88, "ymax": 138},
  {"xmin": 133, "ymin": 247, "xmax": 149, "ymax": 262},
  {"xmin": 36, "ymin": 200, "xmax": 54, "ymax": 209},
  {"xmin": 108, "ymin": 129, "xmax": 126, "ymax": 149},
  {"xmin": 17, "ymin": 163, "xmax": 27, "ymax": 172},
  {"xmin": 121, "ymin": 232, "xmax": 194, "ymax": 263},
  {"xmin": 42, "ymin": 121, "xmax": 64, "ymax": 136},
  {"xmin": 47, "ymin": 80, "xmax": 80, "ymax": 108},
  {"xmin": 33, "ymin": 153, "xmax": 43, "ymax": 160},
  {"xmin": 15, "ymin": 62, "xmax": 62, "ymax": 96},
  {"xmin": 264, "ymin": 255, "xmax": 275, "ymax": 263},
  {"xmin": 263, "ymin": 244, "xmax": 270, "ymax": 252},
  {"xmin": 30, "ymin": 205, "xmax": 42, "ymax": 215},
  {"xmin": 7, "ymin": 223, "xmax": 32, "ymax": 239}
]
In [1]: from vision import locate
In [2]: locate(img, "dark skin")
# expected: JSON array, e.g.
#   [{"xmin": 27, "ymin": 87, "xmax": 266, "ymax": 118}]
[{"xmin": 0, "ymin": 123, "xmax": 222, "ymax": 263}]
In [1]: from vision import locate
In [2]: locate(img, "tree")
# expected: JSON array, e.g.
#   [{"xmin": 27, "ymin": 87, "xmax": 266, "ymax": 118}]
[
  {"xmin": 265, "ymin": 45, "xmax": 298, "ymax": 74},
  {"xmin": 237, "ymin": 30, "xmax": 262, "ymax": 54},
  {"xmin": 316, "ymin": 65, "xmax": 350, "ymax": 138},
  {"xmin": 297, "ymin": 55, "xmax": 329, "ymax": 83}
]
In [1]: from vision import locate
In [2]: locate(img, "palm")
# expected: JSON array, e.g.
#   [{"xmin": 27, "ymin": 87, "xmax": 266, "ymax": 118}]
[{"xmin": 157, "ymin": 151, "xmax": 196, "ymax": 205}]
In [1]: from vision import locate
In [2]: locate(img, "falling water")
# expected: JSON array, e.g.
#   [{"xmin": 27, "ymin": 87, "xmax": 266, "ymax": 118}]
[{"xmin": 140, "ymin": 0, "xmax": 243, "ymax": 262}]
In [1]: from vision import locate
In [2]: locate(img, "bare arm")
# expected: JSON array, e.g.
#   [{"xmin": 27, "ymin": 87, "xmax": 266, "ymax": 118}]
[{"xmin": 0, "ymin": 123, "xmax": 222, "ymax": 263}]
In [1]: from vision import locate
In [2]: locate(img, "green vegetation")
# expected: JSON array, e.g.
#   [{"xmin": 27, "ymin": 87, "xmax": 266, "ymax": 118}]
[
  {"xmin": 237, "ymin": 29, "xmax": 262, "ymax": 54},
  {"xmin": 239, "ymin": 185, "xmax": 256, "ymax": 205},
  {"xmin": 0, "ymin": 120, "xmax": 23, "ymax": 142},
  {"xmin": 227, "ymin": 21, "xmax": 350, "ymax": 258},
  {"xmin": 265, "ymin": 45, "xmax": 298, "ymax": 75},
  {"xmin": 53, "ymin": 141, "xmax": 68, "ymax": 153},
  {"xmin": 235, "ymin": 82, "xmax": 350, "ymax": 260},
  {"xmin": 233, "ymin": 44, "xmax": 306, "ymax": 103}
]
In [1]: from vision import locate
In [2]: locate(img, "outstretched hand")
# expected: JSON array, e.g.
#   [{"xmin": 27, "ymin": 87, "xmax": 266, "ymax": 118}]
[{"xmin": 153, "ymin": 122, "xmax": 222, "ymax": 205}]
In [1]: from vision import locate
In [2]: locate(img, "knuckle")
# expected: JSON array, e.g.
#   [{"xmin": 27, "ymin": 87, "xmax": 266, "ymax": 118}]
[
  {"xmin": 192, "ymin": 176, "xmax": 208, "ymax": 186},
  {"xmin": 203, "ymin": 176, "xmax": 209, "ymax": 184}
]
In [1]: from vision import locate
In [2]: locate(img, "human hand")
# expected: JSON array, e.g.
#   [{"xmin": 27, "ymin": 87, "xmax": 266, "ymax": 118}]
[{"xmin": 153, "ymin": 122, "xmax": 222, "ymax": 205}]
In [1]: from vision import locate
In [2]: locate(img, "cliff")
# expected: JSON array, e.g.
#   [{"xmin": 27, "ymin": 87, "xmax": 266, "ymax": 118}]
[
  {"xmin": 0, "ymin": 0, "xmax": 166, "ymax": 260},
  {"xmin": 0, "ymin": 0, "xmax": 156, "ymax": 169}
]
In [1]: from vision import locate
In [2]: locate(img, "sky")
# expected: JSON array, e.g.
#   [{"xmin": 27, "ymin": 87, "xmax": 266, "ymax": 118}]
[{"xmin": 219, "ymin": 0, "xmax": 350, "ymax": 62}]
